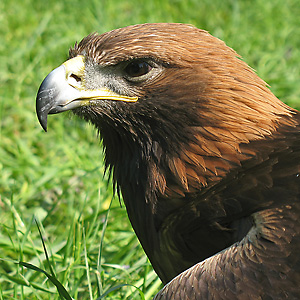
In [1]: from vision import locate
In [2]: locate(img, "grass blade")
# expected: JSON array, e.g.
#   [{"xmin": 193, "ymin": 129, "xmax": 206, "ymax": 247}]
[{"xmin": 19, "ymin": 261, "xmax": 73, "ymax": 300}]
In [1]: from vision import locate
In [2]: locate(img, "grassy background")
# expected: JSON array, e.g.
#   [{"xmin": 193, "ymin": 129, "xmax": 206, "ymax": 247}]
[{"xmin": 1, "ymin": 0, "xmax": 300, "ymax": 299}]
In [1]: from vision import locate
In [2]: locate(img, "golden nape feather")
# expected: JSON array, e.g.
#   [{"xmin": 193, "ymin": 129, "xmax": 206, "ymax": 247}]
[{"xmin": 36, "ymin": 23, "xmax": 300, "ymax": 299}]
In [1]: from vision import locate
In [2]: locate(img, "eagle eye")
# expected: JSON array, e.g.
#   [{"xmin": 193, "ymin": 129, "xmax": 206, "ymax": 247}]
[{"xmin": 124, "ymin": 60, "xmax": 152, "ymax": 78}]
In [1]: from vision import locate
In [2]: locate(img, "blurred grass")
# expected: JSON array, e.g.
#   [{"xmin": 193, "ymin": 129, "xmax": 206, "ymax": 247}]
[{"xmin": 1, "ymin": 0, "xmax": 300, "ymax": 299}]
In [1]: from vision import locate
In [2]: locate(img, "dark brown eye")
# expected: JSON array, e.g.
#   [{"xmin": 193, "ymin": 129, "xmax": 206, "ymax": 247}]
[{"xmin": 124, "ymin": 61, "xmax": 152, "ymax": 78}]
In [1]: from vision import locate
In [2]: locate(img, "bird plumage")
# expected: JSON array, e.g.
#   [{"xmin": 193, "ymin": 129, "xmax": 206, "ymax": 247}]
[{"xmin": 36, "ymin": 23, "xmax": 300, "ymax": 299}]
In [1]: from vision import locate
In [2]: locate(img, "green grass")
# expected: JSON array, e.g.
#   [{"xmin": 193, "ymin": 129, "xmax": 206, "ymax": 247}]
[{"xmin": 1, "ymin": 0, "xmax": 300, "ymax": 299}]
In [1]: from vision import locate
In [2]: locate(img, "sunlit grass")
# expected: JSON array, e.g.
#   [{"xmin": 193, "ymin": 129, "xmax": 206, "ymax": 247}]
[{"xmin": 1, "ymin": 0, "xmax": 300, "ymax": 299}]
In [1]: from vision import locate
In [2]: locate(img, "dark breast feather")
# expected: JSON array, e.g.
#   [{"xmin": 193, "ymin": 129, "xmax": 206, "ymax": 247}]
[{"xmin": 152, "ymin": 120, "xmax": 300, "ymax": 298}]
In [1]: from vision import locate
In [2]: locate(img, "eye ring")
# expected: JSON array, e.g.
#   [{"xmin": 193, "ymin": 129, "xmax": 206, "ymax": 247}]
[{"xmin": 124, "ymin": 60, "xmax": 152, "ymax": 78}]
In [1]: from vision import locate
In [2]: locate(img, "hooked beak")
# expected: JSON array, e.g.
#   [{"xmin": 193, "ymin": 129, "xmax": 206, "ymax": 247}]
[{"xmin": 36, "ymin": 55, "xmax": 138, "ymax": 131}]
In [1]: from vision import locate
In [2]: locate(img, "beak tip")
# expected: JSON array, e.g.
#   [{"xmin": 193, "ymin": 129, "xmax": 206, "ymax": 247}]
[
  {"xmin": 42, "ymin": 122, "xmax": 48, "ymax": 133},
  {"xmin": 36, "ymin": 97, "xmax": 49, "ymax": 132},
  {"xmin": 37, "ymin": 112, "xmax": 48, "ymax": 132}
]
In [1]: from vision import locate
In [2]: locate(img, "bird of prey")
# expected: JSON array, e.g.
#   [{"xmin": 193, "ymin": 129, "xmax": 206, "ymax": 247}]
[{"xmin": 36, "ymin": 23, "xmax": 300, "ymax": 299}]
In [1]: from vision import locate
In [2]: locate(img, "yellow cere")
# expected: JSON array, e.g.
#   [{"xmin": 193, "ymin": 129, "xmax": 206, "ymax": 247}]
[{"xmin": 63, "ymin": 55, "xmax": 85, "ymax": 80}]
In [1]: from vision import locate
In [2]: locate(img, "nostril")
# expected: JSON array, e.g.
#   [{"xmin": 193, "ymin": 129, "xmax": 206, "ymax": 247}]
[
  {"xmin": 68, "ymin": 73, "xmax": 83, "ymax": 88},
  {"xmin": 70, "ymin": 73, "xmax": 81, "ymax": 82}
]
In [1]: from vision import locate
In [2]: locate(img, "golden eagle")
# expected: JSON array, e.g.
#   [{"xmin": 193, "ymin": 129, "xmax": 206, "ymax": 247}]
[{"xmin": 36, "ymin": 23, "xmax": 300, "ymax": 299}]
